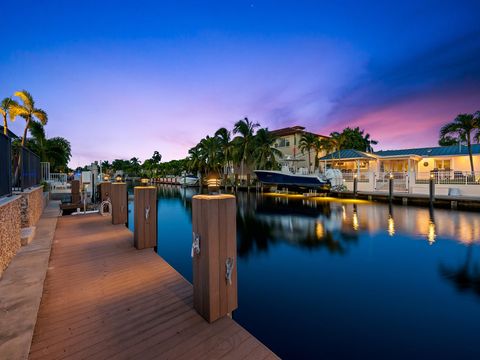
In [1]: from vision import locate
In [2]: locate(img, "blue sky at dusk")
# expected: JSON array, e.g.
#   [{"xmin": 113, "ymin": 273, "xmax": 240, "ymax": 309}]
[{"xmin": 1, "ymin": 0, "xmax": 479, "ymax": 167}]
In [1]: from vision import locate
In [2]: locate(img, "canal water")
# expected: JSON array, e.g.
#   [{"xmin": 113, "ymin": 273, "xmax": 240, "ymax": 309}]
[{"xmin": 128, "ymin": 186, "xmax": 480, "ymax": 359}]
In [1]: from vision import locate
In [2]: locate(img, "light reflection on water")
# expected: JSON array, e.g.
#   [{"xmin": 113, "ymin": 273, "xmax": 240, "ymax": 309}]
[{"xmin": 128, "ymin": 185, "xmax": 480, "ymax": 359}]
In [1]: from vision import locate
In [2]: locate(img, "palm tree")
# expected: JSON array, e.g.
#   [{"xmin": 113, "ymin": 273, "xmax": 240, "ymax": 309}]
[
  {"xmin": 214, "ymin": 127, "xmax": 233, "ymax": 175},
  {"xmin": 0, "ymin": 97, "xmax": 18, "ymax": 136},
  {"xmin": 363, "ymin": 132, "xmax": 378, "ymax": 152},
  {"xmin": 252, "ymin": 128, "xmax": 282, "ymax": 170},
  {"xmin": 232, "ymin": 117, "xmax": 259, "ymax": 178},
  {"xmin": 298, "ymin": 132, "xmax": 317, "ymax": 173},
  {"xmin": 9, "ymin": 90, "xmax": 48, "ymax": 147},
  {"xmin": 9, "ymin": 91, "xmax": 48, "ymax": 183},
  {"xmin": 25, "ymin": 121, "xmax": 71, "ymax": 172},
  {"xmin": 313, "ymin": 137, "xmax": 331, "ymax": 172},
  {"xmin": 439, "ymin": 113, "xmax": 479, "ymax": 173},
  {"xmin": 187, "ymin": 145, "xmax": 203, "ymax": 174},
  {"xmin": 197, "ymin": 136, "xmax": 222, "ymax": 174}
]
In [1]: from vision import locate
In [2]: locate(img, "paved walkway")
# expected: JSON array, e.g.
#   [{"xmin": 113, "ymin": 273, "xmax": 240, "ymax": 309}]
[
  {"xmin": 0, "ymin": 201, "xmax": 61, "ymax": 360},
  {"xmin": 29, "ymin": 214, "xmax": 278, "ymax": 359}
]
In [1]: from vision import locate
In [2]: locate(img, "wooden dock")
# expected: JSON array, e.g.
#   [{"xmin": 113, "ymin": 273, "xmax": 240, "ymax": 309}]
[{"xmin": 29, "ymin": 214, "xmax": 278, "ymax": 359}]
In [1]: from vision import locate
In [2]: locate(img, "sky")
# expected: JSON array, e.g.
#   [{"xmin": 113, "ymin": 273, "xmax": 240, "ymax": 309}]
[{"xmin": 1, "ymin": 0, "xmax": 479, "ymax": 168}]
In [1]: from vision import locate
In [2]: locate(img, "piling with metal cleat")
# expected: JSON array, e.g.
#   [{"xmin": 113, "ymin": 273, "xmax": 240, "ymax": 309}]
[
  {"xmin": 388, "ymin": 173, "xmax": 394, "ymax": 202},
  {"xmin": 99, "ymin": 182, "xmax": 111, "ymax": 202},
  {"xmin": 133, "ymin": 186, "xmax": 157, "ymax": 250},
  {"xmin": 429, "ymin": 173, "xmax": 435, "ymax": 205},
  {"xmin": 191, "ymin": 194, "xmax": 237, "ymax": 323},
  {"xmin": 353, "ymin": 174, "xmax": 358, "ymax": 198},
  {"xmin": 111, "ymin": 181, "xmax": 128, "ymax": 225}
]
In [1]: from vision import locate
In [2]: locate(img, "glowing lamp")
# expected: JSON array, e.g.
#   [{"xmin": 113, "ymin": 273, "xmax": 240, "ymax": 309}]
[
  {"xmin": 103, "ymin": 175, "xmax": 110, "ymax": 182},
  {"xmin": 140, "ymin": 178, "xmax": 149, "ymax": 186},
  {"xmin": 115, "ymin": 175, "xmax": 122, "ymax": 182},
  {"xmin": 389, "ymin": 173, "xmax": 394, "ymax": 179}
]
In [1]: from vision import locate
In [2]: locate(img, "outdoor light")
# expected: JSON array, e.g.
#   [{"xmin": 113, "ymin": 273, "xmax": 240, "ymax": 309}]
[
  {"xmin": 430, "ymin": 173, "xmax": 435, "ymax": 179},
  {"xmin": 389, "ymin": 173, "xmax": 394, "ymax": 179},
  {"xmin": 103, "ymin": 175, "xmax": 109, "ymax": 181},
  {"xmin": 354, "ymin": 174, "xmax": 358, "ymax": 179},
  {"xmin": 115, "ymin": 175, "xmax": 122, "ymax": 182},
  {"xmin": 140, "ymin": 178, "xmax": 149, "ymax": 186}
]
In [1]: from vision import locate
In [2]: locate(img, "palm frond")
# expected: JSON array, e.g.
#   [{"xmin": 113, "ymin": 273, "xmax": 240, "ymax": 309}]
[
  {"xmin": 33, "ymin": 108, "xmax": 48, "ymax": 125},
  {"xmin": 14, "ymin": 90, "xmax": 34, "ymax": 109}
]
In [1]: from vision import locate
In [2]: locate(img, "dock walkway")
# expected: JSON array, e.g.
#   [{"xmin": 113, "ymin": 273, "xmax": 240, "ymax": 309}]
[{"xmin": 29, "ymin": 214, "xmax": 277, "ymax": 359}]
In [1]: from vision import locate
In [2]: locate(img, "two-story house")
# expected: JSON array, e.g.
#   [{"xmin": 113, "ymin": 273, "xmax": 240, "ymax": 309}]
[{"xmin": 270, "ymin": 126, "xmax": 329, "ymax": 172}]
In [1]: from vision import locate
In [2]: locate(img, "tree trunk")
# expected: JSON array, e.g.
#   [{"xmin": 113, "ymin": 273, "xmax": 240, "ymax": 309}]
[
  {"xmin": 14, "ymin": 118, "xmax": 31, "ymax": 186},
  {"xmin": 308, "ymin": 149, "xmax": 312, "ymax": 174},
  {"xmin": 467, "ymin": 136, "xmax": 475, "ymax": 174}
]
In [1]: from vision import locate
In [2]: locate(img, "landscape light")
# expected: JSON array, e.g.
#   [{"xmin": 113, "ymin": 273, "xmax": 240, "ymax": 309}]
[
  {"xmin": 103, "ymin": 175, "xmax": 109, "ymax": 181},
  {"xmin": 141, "ymin": 178, "xmax": 149, "ymax": 186},
  {"xmin": 115, "ymin": 175, "xmax": 122, "ymax": 182}
]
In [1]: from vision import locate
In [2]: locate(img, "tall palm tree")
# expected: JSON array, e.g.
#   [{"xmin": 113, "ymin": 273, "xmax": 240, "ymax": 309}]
[
  {"xmin": 214, "ymin": 127, "xmax": 233, "ymax": 175},
  {"xmin": 197, "ymin": 136, "xmax": 222, "ymax": 174},
  {"xmin": 363, "ymin": 132, "xmax": 378, "ymax": 152},
  {"xmin": 9, "ymin": 91, "xmax": 48, "ymax": 183},
  {"xmin": 313, "ymin": 137, "xmax": 331, "ymax": 172},
  {"xmin": 439, "ymin": 113, "xmax": 479, "ymax": 173},
  {"xmin": 187, "ymin": 145, "xmax": 203, "ymax": 174},
  {"xmin": 232, "ymin": 117, "xmax": 259, "ymax": 178},
  {"xmin": 298, "ymin": 132, "xmax": 317, "ymax": 173},
  {"xmin": 252, "ymin": 128, "xmax": 282, "ymax": 170},
  {"xmin": 0, "ymin": 97, "xmax": 19, "ymax": 136}
]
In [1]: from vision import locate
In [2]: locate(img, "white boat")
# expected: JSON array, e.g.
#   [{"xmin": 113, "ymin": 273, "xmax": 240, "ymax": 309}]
[{"xmin": 179, "ymin": 174, "xmax": 199, "ymax": 186}]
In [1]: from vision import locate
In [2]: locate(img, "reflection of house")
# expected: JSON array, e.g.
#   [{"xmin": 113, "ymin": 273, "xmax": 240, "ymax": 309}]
[
  {"xmin": 270, "ymin": 126, "xmax": 329, "ymax": 171},
  {"xmin": 319, "ymin": 144, "xmax": 480, "ymax": 196}
]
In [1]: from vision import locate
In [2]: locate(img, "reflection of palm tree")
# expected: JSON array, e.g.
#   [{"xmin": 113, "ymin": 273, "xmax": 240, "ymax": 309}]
[{"xmin": 439, "ymin": 245, "xmax": 480, "ymax": 297}]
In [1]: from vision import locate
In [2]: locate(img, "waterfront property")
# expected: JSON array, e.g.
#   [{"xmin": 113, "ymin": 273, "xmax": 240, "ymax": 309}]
[
  {"xmin": 271, "ymin": 126, "xmax": 329, "ymax": 171},
  {"xmin": 320, "ymin": 144, "xmax": 480, "ymax": 196}
]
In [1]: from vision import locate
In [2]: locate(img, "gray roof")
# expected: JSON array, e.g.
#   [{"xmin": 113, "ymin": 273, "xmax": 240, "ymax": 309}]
[
  {"xmin": 374, "ymin": 144, "xmax": 480, "ymax": 157},
  {"xmin": 319, "ymin": 149, "xmax": 377, "ymax": 161}
]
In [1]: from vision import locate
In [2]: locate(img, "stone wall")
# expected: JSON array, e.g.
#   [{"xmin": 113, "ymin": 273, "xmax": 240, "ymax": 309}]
[
  {"xmin": 15, "ymin": 186, "xmax": 45, "ymax": 228},
  {"xmin": 0, "ymin": 196, "xmax": 22, "ymax": 277}
]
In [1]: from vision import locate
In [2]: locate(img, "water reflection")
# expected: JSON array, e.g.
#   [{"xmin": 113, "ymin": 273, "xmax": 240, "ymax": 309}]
[
  {"xmin": 439, "ymin": 245, "xmax": 480, "ymax": 297},
  {"xmin": 140, "ymin": 185, "xmax": 480, "ymax": 358}
]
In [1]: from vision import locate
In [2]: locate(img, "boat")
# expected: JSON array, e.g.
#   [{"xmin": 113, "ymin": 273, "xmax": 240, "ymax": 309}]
[
  {"xmin": 255, "ymin": 166, "xmax": 331, "ymax": 191},
  {"xmin": 179, "ymin": 174, "xmax": 199, "ymax": 186}
]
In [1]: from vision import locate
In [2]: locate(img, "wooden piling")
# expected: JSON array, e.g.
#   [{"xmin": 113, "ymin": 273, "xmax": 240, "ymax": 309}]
[
  {"xmin": 429, "ymin": 176, "xmax": 435, "ymax": 205},
  {"xmin": 71, "ymin": 180, "xmax": 81, "ymax": 204},
  {"xmin": 191, "ymin": 194, "xmax": 237, "ymax": 323},
  {"xmin": 111, "ymin": 182, "xmax": 128, "ymax": 225},
  {"xmin": 133, "ymin": 186, "xmax": 157, "ymax": 250},
  {"xmin": 99, "ymin": 182, "xmax": 112, "ymax": 202}
]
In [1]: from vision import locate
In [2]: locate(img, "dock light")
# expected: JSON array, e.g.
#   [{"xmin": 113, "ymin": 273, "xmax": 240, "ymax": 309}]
[
  {"xmin": 430, "ymin": 173, "xmax": 435, "ymax": 179},
  {"xmin": 140, "ymin": 178, "xmax": 149, "ymax": 186},
  {"xmin": 115, "ymin": 175, "xmax": 122, "ymax": 183},
  {"xmin": 389, "ymin": 173, "xmax": 394, "ymax": 179},
  {"xmin": 103, "ymin": 175, "xmax": 110, "ymax": 182}
]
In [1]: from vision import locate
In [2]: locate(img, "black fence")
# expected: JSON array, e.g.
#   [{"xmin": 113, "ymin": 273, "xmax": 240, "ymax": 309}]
[
  {"xmin": 13, "ymin": 146, "xmax": 41, "ymax": 191},
  {"xmin": 0, "ymin": 133, "xmax": 12, "ymax": 197}
]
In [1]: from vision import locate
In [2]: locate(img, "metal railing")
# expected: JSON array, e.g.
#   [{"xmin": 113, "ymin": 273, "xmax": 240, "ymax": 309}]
[
  {"xmin": 13, "ymin": 146, "xmax": 41, "ymax": 191},
  {"xmin": 341, "ymin": 171, "xmax": 370, "ymax": 183},
  {"xmin": 41, "ymin": 161, "xmax": 50, "ymax": 182},
  {"xmin": 49, "ymin": 173, "xmax": 68, "ymax": 184},
  {"xmin": 0, "ymin": 134, "xmax": 12, "ymax": 197},
  {"xmin": 416, "ymin": 171, "xmax": 480, "ymax": 185},
  {"xmin": 374, "ymin": 171, "xmax": 408, "ymax": 192}
]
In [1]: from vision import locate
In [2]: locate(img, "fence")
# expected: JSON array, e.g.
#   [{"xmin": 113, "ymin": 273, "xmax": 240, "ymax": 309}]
[
  {"xmin": 49, "ymin": 173, "xmax": 68, "ymax": 184},
  {"xmin": 0, "ymin": 134, "xmax": 12, "ymax": 197},
  {"xmin": 41, "ymin": 162, "xmax": 50, "ymax": 182},
  {"xmin": 13, "ymin": 146, "xmax": 41, "ymax": 191},
  {"xmin": 416, "ymin": 171, "xmax": 480, "ymax": 185},
  {"xmin": 374, "ymin": 172, "xmax": 409, "ymax": 192}
]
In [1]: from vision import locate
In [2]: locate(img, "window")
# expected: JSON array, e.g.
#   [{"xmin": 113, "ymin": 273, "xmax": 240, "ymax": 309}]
[
  {"xmin": 434, "ymin": 159, "xmax": 451, "ymax": 170},
  {"xmin": 277, "ymin": 138, "xmax": 290, "ymax": 147}
]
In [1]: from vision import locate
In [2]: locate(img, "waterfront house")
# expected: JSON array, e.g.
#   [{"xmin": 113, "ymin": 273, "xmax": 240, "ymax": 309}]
[
  {"xmin": 319, "ymin": 144, "xmax": 480, "ymax": 196},
  {"xmin": 270, "ymin": 126, "xmax": 329, "ymax": 171}
]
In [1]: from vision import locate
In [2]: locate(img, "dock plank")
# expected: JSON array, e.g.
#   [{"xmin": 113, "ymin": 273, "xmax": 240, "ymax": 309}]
[{"xmin": 29, "ymin": 214, "xmax": 278, "ymax": 360}]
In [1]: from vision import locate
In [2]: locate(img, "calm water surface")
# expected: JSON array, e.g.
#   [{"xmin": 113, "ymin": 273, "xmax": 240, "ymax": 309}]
[{"xmin": 128, "ymin": 186, "xmax": 480, "ymax": 359}]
